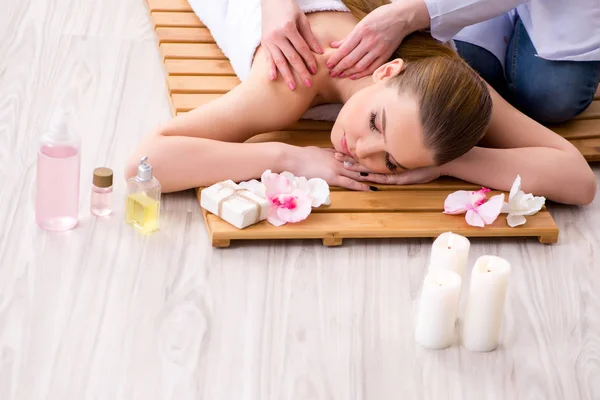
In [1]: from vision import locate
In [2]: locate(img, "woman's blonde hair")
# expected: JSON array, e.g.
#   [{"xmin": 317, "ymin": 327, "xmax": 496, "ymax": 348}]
[{"xmin": 342, "ymin": 0, "xmax": 493, "ymax": 164}]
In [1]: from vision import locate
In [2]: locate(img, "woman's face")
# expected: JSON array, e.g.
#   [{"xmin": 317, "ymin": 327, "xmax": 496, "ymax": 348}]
[{"xmin": 330, "ymin": 61, "xmax": 436, "ymax": 174}]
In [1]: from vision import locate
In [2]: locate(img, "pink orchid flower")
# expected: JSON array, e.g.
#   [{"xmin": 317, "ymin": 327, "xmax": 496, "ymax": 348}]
[
  {"xmin": 262, "ymin": 170, "xmax": 313, "ymax": 226},
  {"xmin": 444, "ymin": 188, "xmax": 505, "ymax": 228}
]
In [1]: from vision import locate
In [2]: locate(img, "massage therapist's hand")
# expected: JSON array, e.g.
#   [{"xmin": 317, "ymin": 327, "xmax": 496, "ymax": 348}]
[
  {"xmin": 327, "ymin": 0, "xmax": 430, "ymax": 79},
  {"xmin": 284, "ymin": 146, "xmax": 372, "ymax": 191},
  {"xmin": 260, "ymin": 0, "xmax": 324, "ymax": 90}
]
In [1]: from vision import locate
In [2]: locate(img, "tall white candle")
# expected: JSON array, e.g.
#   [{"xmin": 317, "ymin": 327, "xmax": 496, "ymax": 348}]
[
  {"xmin": 415, "ymin": 270, "xmax": 462, "ymax": 350},
  {"xmin": 428, "ymin": 232, "xmax": 470, "ymax": 278},
  {"xmin": 462, "ymin": 255, "xmax": 511, "ymax": 352}
]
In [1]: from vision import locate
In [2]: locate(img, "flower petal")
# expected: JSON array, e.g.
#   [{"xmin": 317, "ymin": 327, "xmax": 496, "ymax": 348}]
[
  {"xmin": 465, "ymin": 209, "xmax": 485, "ymax": 227},
  {"xmin": 262, "ymin": 170, "xmax": 292, "ymax": 198},
  {"xmin": 280, "ymin": 171, "xmax": 298, "ymax": 187},
  {"xmin": 238, "ymin": 179, "xmax": 266, "ymax": 199},
  {"xmin": 267, "ymin": 206, "xmax": 287, "ymax": 226},
  {"xmin": 506, "ymin": 213, "xmax": 527, "ymax": 227},
  {"xmin": 294, "ymin": 176, "xmax": 309, "ymax": 192},
  {"xmin": 509, "ymin": 175, "xmax": 521, "ymax": 202},
  {"xmin": 475, "ymin": 193, "xmax": 505, "ymax": 224},
  {"xmin": 276, "ymin": 190, "xmax": 312, "ymax": 223},
  {"xmin": 307, "ymin": 178, "xmax": 331, "ymax": 207},
  {"xmin": 444, "ymin": 191, "xmax": 471, "ymax": 214}
]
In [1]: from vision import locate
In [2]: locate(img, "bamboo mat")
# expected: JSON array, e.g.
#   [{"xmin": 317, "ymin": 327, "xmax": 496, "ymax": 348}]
[{"xmin": 144, "ymin": 0, "xmax": 598, "ymax": 247}]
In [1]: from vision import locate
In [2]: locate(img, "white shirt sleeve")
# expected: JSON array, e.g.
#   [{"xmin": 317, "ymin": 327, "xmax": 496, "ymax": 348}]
[{"xmin": 424, "ymin": 0, "xmax": 529, "ymax": 42}]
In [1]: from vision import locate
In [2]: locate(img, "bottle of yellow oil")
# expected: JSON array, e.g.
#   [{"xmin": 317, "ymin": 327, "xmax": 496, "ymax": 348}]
[{"xmin": 126, "ymin": 156, "xmax": 161, "ymax": 234}]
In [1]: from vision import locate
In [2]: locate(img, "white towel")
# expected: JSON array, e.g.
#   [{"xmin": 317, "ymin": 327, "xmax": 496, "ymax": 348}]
[{"xmin": 187, "ymin": 0, "xmax": 349, "ymax": 121}]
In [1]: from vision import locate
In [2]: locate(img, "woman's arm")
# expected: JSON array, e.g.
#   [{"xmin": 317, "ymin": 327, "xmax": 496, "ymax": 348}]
[
  {"xmin": 441, "ymin": 86, "xmax": 597, "ymax": 205},
  {"xmin": 126, "ymin": 64, "xmax": 317, "ymax": 193}
]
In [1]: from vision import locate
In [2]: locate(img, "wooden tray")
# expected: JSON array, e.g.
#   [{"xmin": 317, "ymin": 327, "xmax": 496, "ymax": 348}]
[{"xmin": 144, "ymin": 0, "xmax": 598, "ymax": 247}]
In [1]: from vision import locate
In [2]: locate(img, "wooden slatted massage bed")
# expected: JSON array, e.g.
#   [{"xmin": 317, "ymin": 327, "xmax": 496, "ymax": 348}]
[{"xmin": 144, "ymin": 0, "xmax": 600, "ymax": 247}]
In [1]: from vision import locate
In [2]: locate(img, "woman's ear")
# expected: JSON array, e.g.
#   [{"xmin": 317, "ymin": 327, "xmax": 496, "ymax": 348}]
[{"xmin": 373, "ymin": 59, "xmax": 405, "ymax": 82}]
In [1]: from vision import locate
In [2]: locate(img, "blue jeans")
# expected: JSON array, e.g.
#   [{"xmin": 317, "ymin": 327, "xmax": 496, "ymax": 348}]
[{"xmin": 455, "ymin": 18, "xmax": 600, "ymax": 124}]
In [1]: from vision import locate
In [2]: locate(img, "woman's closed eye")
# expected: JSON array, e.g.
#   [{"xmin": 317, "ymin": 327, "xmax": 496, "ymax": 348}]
[{"xmin": 369, "ymin": 111, "xmax": 397, "ymax": 172}]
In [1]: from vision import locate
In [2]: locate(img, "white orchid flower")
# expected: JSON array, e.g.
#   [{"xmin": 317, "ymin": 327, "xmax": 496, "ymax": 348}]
[{"xmin": 501, "ymin": 175, "xmax": 546, "ymax": 227}]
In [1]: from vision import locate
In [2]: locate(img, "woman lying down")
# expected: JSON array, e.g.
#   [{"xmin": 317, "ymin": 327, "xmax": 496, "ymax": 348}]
[{"xmin": 127, "ymin": 0, "xmax": 596, "ymax": 205}]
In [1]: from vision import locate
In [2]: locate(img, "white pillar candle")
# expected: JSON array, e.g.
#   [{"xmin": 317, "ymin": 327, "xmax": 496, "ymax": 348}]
[
  {"xmin": 415, "ymin": 270, "xmax": 462, "ymax": 350},
  {"xmin": 428, "ymin": 232, "xmax": 470, "ymax": 278},
  {"xmin": 462, "ymin": 255, "xmax": 511, "ymax": 352}
]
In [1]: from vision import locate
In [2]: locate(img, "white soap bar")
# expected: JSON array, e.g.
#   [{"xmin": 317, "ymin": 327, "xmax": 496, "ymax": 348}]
[{"xmin": 200, "ymin": 180, "xmax": 270, "ymax": 229}]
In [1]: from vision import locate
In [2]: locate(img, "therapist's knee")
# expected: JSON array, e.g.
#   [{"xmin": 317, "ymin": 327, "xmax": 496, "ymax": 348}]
[{"xmin": 510, "ymin": 83, "xmax": 596, "ymax": 125}]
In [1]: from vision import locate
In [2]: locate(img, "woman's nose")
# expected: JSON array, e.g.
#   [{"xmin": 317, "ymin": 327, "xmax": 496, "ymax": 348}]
[{"xmin": 355, "ymin": 135, "xmax": 384, "ymax": 160}]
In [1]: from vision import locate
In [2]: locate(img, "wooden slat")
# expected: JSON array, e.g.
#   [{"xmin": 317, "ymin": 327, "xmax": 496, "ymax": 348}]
[
  {"xmin": 204, "ymin": 211, "xmax": 559, "ymax": 245},
  {"xmin": 160, "ymin": 43, "xmax": 226, "ymax": 60},
  {"xmin": 318, "ymin": 190, "xmax": 503, "ymax": 212},
  {"xmin": 156, "ymin": 27, "xmax": 214, "ymax": 44},
  {"xmin": 245, "ymin": 131, "xmax": 331, "ymax": 147},
  {"xmin": 289, "ymin": 120, "xmax": 334, "ymax": 131},
  {"xmin": 165, "ymin": 59, "xmax": 235, "ymax": 75},
  {"xmin": 168, "ymin": 75, "xmax": 241, "ymax": 94},
  {"xmin": 147, "ymin": 0, "xmax": 192, "ymax": 12},
  {"xmin": 569, "ymin": 138, "xmax": 600, "ymax": 162},
  {"xmin": 151, "ymin": 11, "xmax": 204, "ymax": 28},
  {"xmin": 551, "ymin": 119, "xmax": 600, "ymax": 140},
  {"xmin": 574, "ymin": 100, "xmax": 600, "ymax": 120}
]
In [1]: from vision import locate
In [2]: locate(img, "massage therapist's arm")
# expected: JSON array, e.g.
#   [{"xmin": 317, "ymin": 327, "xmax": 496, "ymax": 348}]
[
  {"xmin": 441, "ymin": 87, "xmax": 597, "ymax": 205},
  {"xmin": 328, "ymin": 0, "xmax": 525, "ymax": 79}
]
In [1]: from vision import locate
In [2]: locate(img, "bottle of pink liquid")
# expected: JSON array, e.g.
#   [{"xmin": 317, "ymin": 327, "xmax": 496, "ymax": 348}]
[{"xmin": 35, "ymin": 109, "xmax": 81, "ymax": 231}]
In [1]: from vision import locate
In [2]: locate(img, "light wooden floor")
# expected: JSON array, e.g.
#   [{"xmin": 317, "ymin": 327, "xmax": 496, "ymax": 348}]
[{"xmin": 1, "ymin": 0, "xmax": 599, "ymax": 399}]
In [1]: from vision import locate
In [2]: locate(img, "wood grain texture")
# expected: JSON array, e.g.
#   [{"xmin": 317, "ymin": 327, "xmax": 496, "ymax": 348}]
[
  {"xmin": 151, "ymin": 12, "xmax": 205, "ymax": 28},
  {"xmin": 1, "ymin": 0, "xmax": 600, "ymax": 399},
  {"xmin": 204, "ymin": 211, "xmax": 559, "ymax": 244}
]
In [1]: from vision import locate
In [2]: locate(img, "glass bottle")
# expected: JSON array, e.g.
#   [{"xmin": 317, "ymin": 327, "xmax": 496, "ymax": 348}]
[
  {"xmin": 126, "ymin": 156, "xmax": 161, "ymax": 234},
  {"xmin": 91, "ymin": 167, "xmax": 113, "ymax": 216},
  {"xmin": 35, "ymin": 108, "xmax": 81, "ymax": 231}
]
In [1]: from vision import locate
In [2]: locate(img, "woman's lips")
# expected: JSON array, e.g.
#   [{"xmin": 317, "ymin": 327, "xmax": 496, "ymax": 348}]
[{"xmin": 341, "ymin": 133, "xmax": 351, "ymax": 157}]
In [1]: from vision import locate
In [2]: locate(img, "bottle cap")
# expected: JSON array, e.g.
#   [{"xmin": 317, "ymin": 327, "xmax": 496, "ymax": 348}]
[
  {"xmin": 93, "ymin": 167, "xmax": 113, "ymax": 188},
  {"xmin": 45, "ymin": 108, "xmax": 70, "ymax": 142},
  {"xmin": 137, "ymin": 156, "xmax": 153, "ymax": 182}
]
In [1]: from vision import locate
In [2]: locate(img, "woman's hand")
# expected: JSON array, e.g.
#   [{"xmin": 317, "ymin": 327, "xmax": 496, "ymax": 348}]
[
  {"xmin": 336, "ymin": 152, "xmax": 442, "ymax": 185},
  {"xmin": 260, "ymin": 0, "xmax": 323, "ymax": 90},
  {"xmin": 327, "ymin": 0, "xmax": 430, "ymax": 79},
  {"xmin": 284, "ymin": 147, "xmax": 372, "ymax": 191}
]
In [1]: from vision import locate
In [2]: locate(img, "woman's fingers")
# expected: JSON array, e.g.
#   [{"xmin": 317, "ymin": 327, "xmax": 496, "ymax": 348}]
[
  {"xmin": 334, "ymin": 152, "xmax": 354, "ymax": 162},
  {"xmin": 337, "ymin": 49, "xmax": 378, "ymax": 78},
  {"xmin": 341, "ymin": 55, "xmax": 386, "ymax": 80},
  {"xmin": 278, "ymin": 39, "xmax": 313, "ymax": 88},
  {"xmin": 268, "ymin": 44, "xmax": 296, "ymax": 90},
  {"xmin": 360, "ymin": 173, "xmax": 398, "ymax": 185},
  {"xmin": 326, "ymin": 30, "xmax": 362, "ymax": 70},
  {"xmin": 330, "ymin": 39, "xmax": 344, "ymax": 49},
  {"xmin": 335, "ymin": 175, "xmax": 371, "ymax": 191},
  {"xmin": 329, "ymin": 41, "xmax": 371, "ymax": 77},
  {"xmin": 298, "ymin": 16, "xmax": 323, "ymax": 55},
  {"xmin": 286, "ymin": 26, "xmax": 318, "ymax": 81},
  {"xmin": 263, "ymin": 48, "xmax": 277, "ymax": 81}
]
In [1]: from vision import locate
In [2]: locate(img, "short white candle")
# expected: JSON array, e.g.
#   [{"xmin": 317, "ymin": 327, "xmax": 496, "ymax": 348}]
[
  {"xmin": 428, "ymin": 232, "xmax": 470, "ymax": 278},
  {"xmin": 415, "ymin": 270, "xmax": 462, "ymax": 350},
  {"xmin": 462, "ymin": 255, "xmax": 511, "ymax": 352}
]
